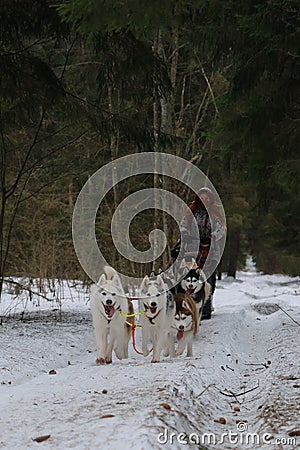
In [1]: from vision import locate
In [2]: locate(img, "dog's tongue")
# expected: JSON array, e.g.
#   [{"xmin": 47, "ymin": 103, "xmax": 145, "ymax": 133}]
[
  {"xmin": 177, "ymin": 330, "xmax": 184, "ymax": 340},
  {"xmin": 185, "ymin": 288, "xmax": 192, "ymax": 295},
  {"xmin": 107, "ymin": 305, "xmax": 115, "ymax": 318}
]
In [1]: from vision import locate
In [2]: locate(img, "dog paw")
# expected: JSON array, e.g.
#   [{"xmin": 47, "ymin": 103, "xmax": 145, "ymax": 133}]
[
  {"xmin": 105, "ymin": 358, "xmax": 112, "ymax": 364},
  {"xmin": 143, "ymin": 349, "xmax": 150, "ymax": 357},
  {"xmin": 151, "ymin": 359, "xmax": 160, "ymax": 363},
  {"xmin": 96, "ymin": 357, "xmax": 105, "ymax": 365}
]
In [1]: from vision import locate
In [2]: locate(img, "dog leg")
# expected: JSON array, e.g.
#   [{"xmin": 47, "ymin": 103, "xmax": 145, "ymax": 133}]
[
  {"xmin": 105, "ymin": 334, "xmax": 114, "ymax": 364},
  {"xmin": 198, "ymin": 301, "xmax": 204, "ymax": 326},
  {"xmin": 167, "ymin": 335, "xmax": 176, "ymax": 358},
  {"xmin": 186, "ymin": 339, "xmax": 193, "ymax": 357},
  {"xmin": 175, "ymin": 337, "xmax": 186, "ymax": 357},
  {"xmin": 123, "ymin": 326, "xmax": 131, "ymax": 359},
  {"xmin": 93, "ymin": 320, "xmax": 108, "ymax": 364},
  {"xmin": 114, "ymin": 331, "xmax": 127, "ymax": 360},
  {"xmin": 151, "ymin": 331, "xmax": 163, "ymax": 363},
  {"xmin": 141, "ymin": 324, "xmax": 150, "ymax": 357}
]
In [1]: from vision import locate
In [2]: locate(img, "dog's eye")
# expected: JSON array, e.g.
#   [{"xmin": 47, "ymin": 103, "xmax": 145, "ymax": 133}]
[
  {"xmin": 156, "ymin": 293, "xmax": 160, "ymax": 297},
  {"xmin": 111, "ymin": 293, "xmax": 116, "ymax": 296},
  {"xmin": 101, "ymin": 292, "xmax": 107, "ymax": 296},
  {"xmin": 147, "ymin": 293, "xmax": 151, "ymax": 296},
  {"xmin": 175, "ymin": 316, "xmax": 180, "ymax": 321},
  {"xmin": 181, "ymin": 315, "xmax": 186, "ymax": 320}
]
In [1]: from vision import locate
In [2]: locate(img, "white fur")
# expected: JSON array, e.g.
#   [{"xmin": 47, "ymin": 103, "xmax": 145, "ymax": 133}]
[
  {"xmin": 90, "ymin": 266, "xmax": 131, "ymax": 364},
  {"xmin": 139, "ymin": 275, "xmax": 172, "ymax": 363}
]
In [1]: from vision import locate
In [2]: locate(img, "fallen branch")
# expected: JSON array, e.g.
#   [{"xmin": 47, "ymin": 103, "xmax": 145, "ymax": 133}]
[
  {"xmin": 219, "ymin": 382, "xmax": 259, "ymax": 398},
  {"xmin": 194, "ymin": 383, "xmax": 216, "ymax": 399},
  {"xmin": 245, "ymin": 361, "xmax": 271, "ymax": 369},
  {"xmin": 275, "ymin": 304, "xmax": 300, "ymax": 327},
  {"xmin": 5, "ymin": 279, "xmax": 54, "ymax": 302}
]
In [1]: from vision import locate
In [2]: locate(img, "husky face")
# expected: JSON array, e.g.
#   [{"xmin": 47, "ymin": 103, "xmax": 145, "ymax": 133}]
[
  {"xmin": 96, "ymin": 272, "xmax": 125, "ymax": 320},
  {"xmin": 140, "ymin": 275, "xmax": 166, "ymax": 319},
  {"xmin": 181, "ymin": 268, "xmax": 205, "ymax": 294},
  {"xmin": 172, "ymin": 296, "xmax": 196, "ymax": 340}
]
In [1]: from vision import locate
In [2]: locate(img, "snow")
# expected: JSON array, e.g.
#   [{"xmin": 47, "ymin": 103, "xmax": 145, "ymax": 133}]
[{"xmin": 0, "ymin": 262, "xmax": 299, "ymax": 450}]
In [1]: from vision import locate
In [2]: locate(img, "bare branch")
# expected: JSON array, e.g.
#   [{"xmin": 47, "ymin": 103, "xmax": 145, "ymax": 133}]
[
  {"xmin": 275, "ymin": 304, "xmax": 300, "ymax": 327},
  {"xmin": 5, "ymin": 109, "xmax": 45, "ymax": 199}
]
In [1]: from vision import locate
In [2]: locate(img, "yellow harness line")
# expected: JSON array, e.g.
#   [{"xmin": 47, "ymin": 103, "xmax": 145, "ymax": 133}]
[
  {"xmin": 119, "ymin": 310, "xmax": 144, "ymax": 318},
  {"xmin": 119, "ymin": 310, "xmax": 144, "ymax": 329},
  {"xmin": 125, "ymin": 321, "xmax": 142, "ymax": 329},
  {"xmin": 120, "ymin": 309, "xmax": 153, "ymax": 354}
]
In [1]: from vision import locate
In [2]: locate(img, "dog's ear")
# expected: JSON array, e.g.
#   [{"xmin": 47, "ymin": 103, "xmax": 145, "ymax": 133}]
[
  {"xmin": 97, "ymin": 273, "xmax": 106, "ymax": 285},
  {"xmin": 140, "ymin": 275, "xmax": 150, "ymax": 291},
  {"xmin": 149, "ymin": 271, "xmax": 155, "ymax": 278},
  {"xmin": 191, "ymin": 258, "xmax": 198, "ymax": 270},
  {"xmin": 111, "ymin": 274, "xmax": 124, "ymax": 293},
  {"xmin": 180, "ymin": 267, "xmax": 190, "ymax": 278},
  {"xmin": 156, "ymin": 274, "xmax": 165, "ymax": 291},
  {"xmin": 180, "ymin": 258, "xmax": 186, "ymax": 269},
  {"xmin": 157, "ymin": 268, "xmax": 163, "ymax": 275}
]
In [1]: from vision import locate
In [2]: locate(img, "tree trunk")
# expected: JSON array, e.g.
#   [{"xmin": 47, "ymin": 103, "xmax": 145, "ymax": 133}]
[{"xmin": 227, "ymin": 223, "xmax": 241, "ymax": 278}]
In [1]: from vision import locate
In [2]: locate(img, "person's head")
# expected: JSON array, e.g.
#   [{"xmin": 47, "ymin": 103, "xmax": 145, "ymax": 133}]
[{"xmin": 196, "ymin": 187, "xmax": 215, "ymax": 206}]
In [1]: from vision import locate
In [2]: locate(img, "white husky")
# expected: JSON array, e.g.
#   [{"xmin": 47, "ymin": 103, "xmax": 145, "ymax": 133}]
[
  {"xmin": 90, "ymin": 266, "xmax": 132, "ymax": 364},
  {"xmin": 139, "ymin": 274, "xmax": 173, "ymax": 363}
]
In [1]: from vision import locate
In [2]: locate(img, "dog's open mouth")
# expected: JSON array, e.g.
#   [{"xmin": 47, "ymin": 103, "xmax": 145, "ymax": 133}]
[
  {"xmin": 103, "ymin": 303, "xmax": 115, "ymax": 318},
  {"xmin": 185, "ymin": 287, "xmax": 194, "ymax": 295},
  {"xmin": 150, "ymin": 306, "xmax": 157, "ymax": 314},
  {"xmin": 177, "ymin": 330, "xmax": 184, "ymax": 340}
]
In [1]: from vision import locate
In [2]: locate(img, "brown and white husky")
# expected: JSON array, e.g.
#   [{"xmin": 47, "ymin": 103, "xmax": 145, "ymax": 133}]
[{"xmin": 167, "ymin": 294, "xmax": 198, "ymax": 357}]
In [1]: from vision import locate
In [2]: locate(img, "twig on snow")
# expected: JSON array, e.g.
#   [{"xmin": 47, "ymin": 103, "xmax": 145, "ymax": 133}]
[
  {"xmin": 219, "ymin": 382, "xmax": 259, "ymax": 398},
  {"xmin": 194, "ymin": 383, "xmax": 216, "ymax": 399},
  {"xmin": 275, "ymin": 304, "xmax": 300, "ymax": 327}
]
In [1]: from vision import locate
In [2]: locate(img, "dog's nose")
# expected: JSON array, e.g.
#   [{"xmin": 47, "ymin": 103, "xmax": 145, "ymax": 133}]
[
  {"xmin": 179, "ymin": 325, "xmax": 184, "ymax": 331},
  {"xmin": 150, "ymin": 301, "xmax": 157, "ymax": 308},
  {"xmin": 106, "ymin": 299, "xmax": 113, "ymax": 305}
]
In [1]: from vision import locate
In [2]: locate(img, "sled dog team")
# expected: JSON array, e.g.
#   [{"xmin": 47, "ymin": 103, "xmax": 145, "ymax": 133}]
[{"xmin": 90, "ymin": 264, "xmax": 211, "ymax": 364}]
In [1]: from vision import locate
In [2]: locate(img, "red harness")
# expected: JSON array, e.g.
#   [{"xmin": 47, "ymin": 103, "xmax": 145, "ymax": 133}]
[{"xmin": 128, "ymin": 297, "xmax": 153, "ymax": 355}]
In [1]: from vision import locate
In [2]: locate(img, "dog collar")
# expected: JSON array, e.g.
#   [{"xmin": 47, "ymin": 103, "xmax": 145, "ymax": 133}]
[{"xmin": 145, "ymin": 308, "xmax": 161, "ymax": 324}]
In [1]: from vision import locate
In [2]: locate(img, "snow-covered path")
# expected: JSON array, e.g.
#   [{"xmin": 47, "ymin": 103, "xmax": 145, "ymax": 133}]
[{"xmin": 0, "ymin": 270, "xmax": 299, "ymax": 449}]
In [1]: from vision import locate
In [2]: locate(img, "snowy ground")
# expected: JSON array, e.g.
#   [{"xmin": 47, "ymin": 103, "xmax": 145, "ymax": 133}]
[{"xmin": 0, "ymin": 264, "xmax": 299, "ymax": 450}]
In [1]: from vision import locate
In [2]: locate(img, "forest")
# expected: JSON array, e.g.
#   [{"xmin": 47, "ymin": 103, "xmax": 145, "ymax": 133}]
[{"xmin": 0, "ymin": 0, "xmax": 299, "ymax": 298}]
